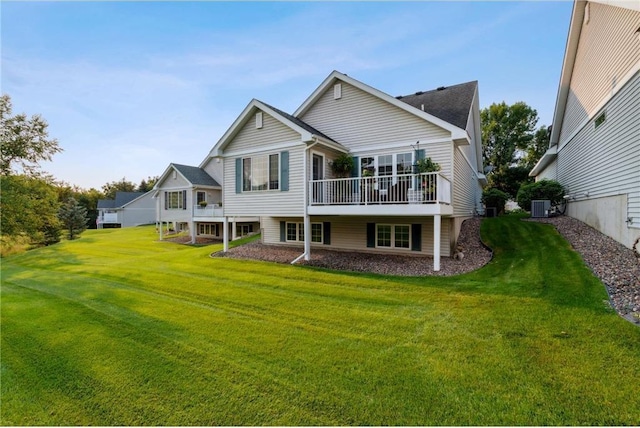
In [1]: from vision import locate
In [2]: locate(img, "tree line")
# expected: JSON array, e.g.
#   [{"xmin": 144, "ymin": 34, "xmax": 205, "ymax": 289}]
[{"xmin": 1, "ymin": 94, "xmax": 158, "ymax": 254}]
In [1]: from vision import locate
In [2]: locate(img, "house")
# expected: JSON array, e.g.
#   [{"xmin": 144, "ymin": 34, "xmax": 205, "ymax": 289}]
[
  {"xmin": 530, "ymin": 0, "xmax": 640, "ymax": 250},
  {"xmin": 97, "ymin": 191, "xmax": 155, "ymax": 228},
  {"xmin": 206, "ymin": 71, "xmax": 485, "ymax": 271},
  {"xmin": 153, "ymin": 163, "xmax": 259, "ymax": 243}
]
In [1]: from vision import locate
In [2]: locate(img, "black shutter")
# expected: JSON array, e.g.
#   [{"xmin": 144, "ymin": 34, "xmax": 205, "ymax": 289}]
[
  {"xmin": 366, "ymin": 223, "xmax": 375, "ymax": 248},
  {"xmin": 351, "ymin": 156, "xmax": 359, "ymax": 177},
  {"xmin": 182, "ymin": 190, "xmax": 187, "ymax": 210},
  {"xmin": 411, "ymin": 224, "xmax": 422, "ymax": 251},
  {"xmin": 280, "ymin": 221, "xmax": 286, "ymax": 242},
  {"xmin": 235, "ymin": 158, "xmax": 242, "ymax": 194},
  {"xmin": 323, "ymin": 222, "xmax": 331, "ymax": 245},
  {"xmin": 164, "ymin": 191, "xmax": 168, "ymax": 210},
  {"xmin": 280, "ymin": 151, "xmax": 289, "ymax": 191}
]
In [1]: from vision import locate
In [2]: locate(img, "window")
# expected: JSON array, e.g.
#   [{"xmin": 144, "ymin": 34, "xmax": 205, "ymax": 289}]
[
  {"xmin": 165, "ymin": 190, "xmax": 186, "ymax": 210},
  {"xmin": 286, "ymin": 222, "xmax": 323, "ymax": 243},
  {"xmin": 236, "ymin": 224, "xmax": 254, "ymax": 237},
  {"xmin": 378, "ymin": 154, "xmax": 393, "ymax": 190},
  {"xmin": 198, "ymin": 223, "xmax": 219, "ymax": 236},
  {"xmin": 376, "ymin": 224, "xmax": 410, "ymax": 249},
  {"xmin": 196, "ymin": 191, "xmax": 206, "ymax": 205},
  {"xmin": 242, "ymin": 153, "xmax": 279, "ymax": 191},
  {"xmin": 595, "ymin": 111, "xmax": 606, "ymax": 129}
]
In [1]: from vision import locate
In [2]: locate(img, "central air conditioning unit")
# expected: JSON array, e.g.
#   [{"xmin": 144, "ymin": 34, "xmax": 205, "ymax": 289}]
[{"xmin": 531, "ymin": 200, "xmax": 551, "ymax": 218}]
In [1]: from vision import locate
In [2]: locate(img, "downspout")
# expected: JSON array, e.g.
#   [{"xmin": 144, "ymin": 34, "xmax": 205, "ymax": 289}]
[{"xmin": 292, "ymin": 139, "xmax": 319, "ymax": 264}]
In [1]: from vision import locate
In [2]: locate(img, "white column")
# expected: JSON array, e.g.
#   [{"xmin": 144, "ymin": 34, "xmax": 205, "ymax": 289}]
[
  {"xmin": 190, "ymin": 221, "xmax": 196, "ymax": 244},
  {"xmin": 231, "ymin": 220, "xmax": 237, "ymax": 240},
  {"xmin": 433, "ymin": 215, "xmax": 441, "ymax": 272},
  {"xmin": 304, "ymin": 215, "xmax": 311, "ymax": 261},
  {"xmin": 223, "ymin": 217, "xmax": 229, "ymax": 252}
]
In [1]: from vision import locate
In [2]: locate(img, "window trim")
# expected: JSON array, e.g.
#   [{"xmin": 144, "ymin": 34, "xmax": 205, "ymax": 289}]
[
  {"xmin": 375, "ymin": 223, "xmax": 411, "ymax": 250},
  {"xmin": 242, "ymin": 153, "xmax": 280, "ymax": 192},
  {"xmin": 165, "ymin": 190, "xmax": 187, "ymax": 210},
  {"xmin": 285, "ymin": 222, "xmax": 323, "ymax": 244}
]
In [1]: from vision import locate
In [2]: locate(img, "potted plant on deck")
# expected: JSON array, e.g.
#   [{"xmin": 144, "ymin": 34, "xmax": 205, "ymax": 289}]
[{"xmin": 415, "ymin": 157, "xmax": 441, "ymax": 201}]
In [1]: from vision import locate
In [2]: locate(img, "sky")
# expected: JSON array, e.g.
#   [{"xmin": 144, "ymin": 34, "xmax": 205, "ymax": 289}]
[{"xmin": 1, "ymin": 1, "xmax": 574, "ymax": 190}]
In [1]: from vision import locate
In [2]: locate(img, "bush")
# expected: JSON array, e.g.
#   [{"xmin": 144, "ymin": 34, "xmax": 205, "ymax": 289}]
[
  {"xmin": 516, "ymin": 179, "xmax": 565, "ymax": 211},
  {"xmin": 330, "ymin": 153, "xmax": 355, "ymax": 178},
  {"xmin": 482, "ymin": 188, "xmax": 510, "ymax": 215}
]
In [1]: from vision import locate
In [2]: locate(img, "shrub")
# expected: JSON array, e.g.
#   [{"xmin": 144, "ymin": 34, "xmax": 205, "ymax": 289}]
[
  {"xmin": 516, "ymin": 179, "xmax": 565, "ymax": 211},
  {"xmin": 481, "ymin": 188, "xmax": 510, "ymax": 215}
]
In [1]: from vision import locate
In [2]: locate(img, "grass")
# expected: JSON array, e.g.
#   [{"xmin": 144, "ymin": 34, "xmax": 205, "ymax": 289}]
[{"xmin": 1, "ymin": 216, "xmax": 639, "ymax": 425}]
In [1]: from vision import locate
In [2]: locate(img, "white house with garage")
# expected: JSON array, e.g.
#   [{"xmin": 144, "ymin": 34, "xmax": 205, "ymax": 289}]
[
  {"xmin": 153, "ymin": 163, "xmax": 259, "ymax": 243},
  {"xmin": 205, "ymin": 71, "xmax": 486, "ymax": 271},
  {"xmin": 530, "ymin": 0, "xmax": 640, "ymax": 250}
]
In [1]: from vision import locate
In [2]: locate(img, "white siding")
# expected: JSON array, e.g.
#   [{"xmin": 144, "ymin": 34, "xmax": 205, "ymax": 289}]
[
  {"xmin": 262, "ymin": 216, "xmax": 451, "ymax": 257},
  {"xmin": 558, "ymin": 71, "xmax": 640, "ymax": 231},
  {"xmin": 201, "ymin": 158, "xmax": 224, "ymax": 186},
  {"xmin": 452, "ymin": 148, "xmax": 479, "ymax": 217},
  {"xmin": 559, "ymin": 3, "xmax": 640, "ymax": 142},
  {"xmin": 226, "ymin": 109, "xmax": 300, "ymax": 154},
  {"xmin": 221, "ymin": 107, "xmax": 307, "ymax": 217},
  {"xmin": 537, "ymin": 158, "xmax": 558, "ymax": 181},
  {"xmin": 299, "ymin": 81, "xmax": 451, "ymax": 151},
  {"xmin": 224, "ymin": 145, "xmax": 306, "ymax": 216},
  {"xmin": 157, "ymin": 171, "xmax": 190, "ymax": 189},
  {"xmin": 120, "ymin": 193, "xmax": 156, "ymax": 227}
]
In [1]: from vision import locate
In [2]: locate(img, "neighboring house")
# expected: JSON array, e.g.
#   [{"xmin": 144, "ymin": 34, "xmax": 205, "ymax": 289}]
[
  {"xmin": 206, "ymin": 71, "xmax": 486, "ymax": 270},
  {"xmin": 153, "ymin": 163, "xmax": 259, "ymax": 243},
  {"xmin": 530, "ymin": 0, "xmax": 640, "ymax": 249},
  {"xmin": 97, "ymin": 191, "xmax": 155, "ymax": 228}
]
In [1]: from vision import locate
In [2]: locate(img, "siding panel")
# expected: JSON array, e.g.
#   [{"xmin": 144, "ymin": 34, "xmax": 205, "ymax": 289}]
[
  {"xmin": 557, "ymin": 71, "xmax": 640, "ymax": 228},
  {"xmin": 300, "ymin": 81, "xmax": 451, "ymax": 152},
  {"xmin": 227, "ymin": 110, "xmax": 301, "ymax": 154},
  {"xmin": 559, "ymin": 4, "xmax": 640, "ymax": 142}
]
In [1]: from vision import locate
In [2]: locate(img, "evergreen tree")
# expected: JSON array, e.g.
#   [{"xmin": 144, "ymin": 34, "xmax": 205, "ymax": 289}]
[{"xmin": 58, "ymin": 197, "xmax": 88, "ymax": 240}]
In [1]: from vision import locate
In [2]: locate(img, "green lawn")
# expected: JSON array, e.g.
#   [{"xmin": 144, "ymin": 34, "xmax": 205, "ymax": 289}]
[{"xmin": 1, "ymin": 216, "xmax": 639, "ymax": 425}]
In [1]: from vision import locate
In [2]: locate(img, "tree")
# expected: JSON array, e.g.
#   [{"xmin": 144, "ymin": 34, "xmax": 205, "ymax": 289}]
[
  {"xmin": 481, "ymin": 101, "xmax": 540, "ymax": 196},
  {"xmin": 519, "ymin": 124, "xmax": 551, "ymax": 171},
  {"xmin": 1, "ymin": 174, "xmax": 61, "ymax": 245},
  {"xmin": 137, "ymin": 176, "xmax": 159, "ymax": 192},
  {"xmin": 58, "ymin": 197, "xmax": 89, "ymax": 240},
  {"xmin": 102, "ymin": 178, "xmax": 136, "ymax": 199},
  {"xmin": 0, "ymin": 94, "xmax": 62, "ymax": 176},
  {"xmin": 56, "ymin": 183, "xmax": 104, "ymax": 229},
  {"xmin": 489, "ymin": 166, "xmax": 533, "ymax": 199}
]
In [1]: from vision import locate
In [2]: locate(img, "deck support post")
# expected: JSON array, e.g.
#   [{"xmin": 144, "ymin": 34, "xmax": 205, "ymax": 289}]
[
  {"xmin": 190, "ymin": 221, "xmax": 196, "ymax": 244},
  {"xmin": 304, "ymin": 214, "xmax": 311, "ymax": 261},
  {"xmin": 223, "ymin": 216, "xmax": 229, "ymax": 252},
  {"xmin": 433, "ymin": 214, "xmax": 441, "ymax": 272}
]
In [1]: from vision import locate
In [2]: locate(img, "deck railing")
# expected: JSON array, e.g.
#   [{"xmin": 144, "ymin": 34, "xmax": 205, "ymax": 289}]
[
  {"xmin": 193, "ymin": 205, "xmax": 224, "ymax": 217},
  {"xmin": 309, "ymin": 172, "xmax": 451, "ymax": 206}
]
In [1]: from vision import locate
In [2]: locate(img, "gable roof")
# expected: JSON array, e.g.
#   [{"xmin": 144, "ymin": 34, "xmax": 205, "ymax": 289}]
[
  {"xmin": 395, "ymin": 81, "xmax": 478, "ymax": 130},
  {"xmin": 97, "ymin": 192, "xmax": 146, "ymax": 209},
  {"xmin": 294, "ymin": 70, "xmax": 470, "ymax": 142},
  {"xmin": 154, "ymin": 163, "xmax": 221, "ymax": 190},
  {"xmin": 172, "ymin": 163, "xmax": 221, "ymax": 187},
  {"xmin": 209, "ymin": 99, "xmax": 347, "ymax": 157}
]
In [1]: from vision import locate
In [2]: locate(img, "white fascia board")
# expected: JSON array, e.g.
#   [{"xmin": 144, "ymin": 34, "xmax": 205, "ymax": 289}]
[
  {"xmin": 550, "ymin": 0, "xmax": 586, "ymax": 147},
  {"xmin": 529, "ymin": 146, "xmax": 558, "ymax": 177},
  {"xmin": 294, "ymin": 70, "xmax": 467, "ymax": 139}
]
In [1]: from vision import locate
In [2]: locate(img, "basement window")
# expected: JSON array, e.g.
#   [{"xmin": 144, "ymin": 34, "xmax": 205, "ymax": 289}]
[{"xmin": 595, "ymin": 111, "xmax": 606, "ymax": 129}]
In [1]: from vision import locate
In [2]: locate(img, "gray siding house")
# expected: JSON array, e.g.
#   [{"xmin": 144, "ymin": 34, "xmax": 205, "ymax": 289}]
[
  {"xmin": 153, "ymin": 163, "xmax": 259, "ymax": 242},
  {"xmin": 206, "ymin": 71, "xmax": 486, "ymax": 271},
  {"xmin": 97, "ymin": 191, "xmax": 155, "ymax": 228},
  {"xmin": 530, "ymin": 0, "xmax": 640, "ymax": 250}
]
